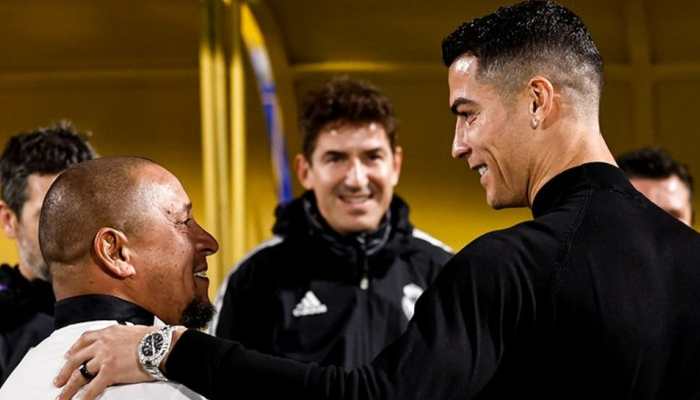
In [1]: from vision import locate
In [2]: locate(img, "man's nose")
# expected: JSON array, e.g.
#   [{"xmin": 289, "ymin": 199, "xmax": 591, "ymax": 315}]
[
  {"xmin": 196, "ymin": 222, "xmax": 219, "ymax": 256},
  {"xmin": 451, "ymin": 125, "xmax": 472, "ymax": 160},
  {"xmin": 345, "ymin": 159, "xmax": 369, "ymax": 187}
]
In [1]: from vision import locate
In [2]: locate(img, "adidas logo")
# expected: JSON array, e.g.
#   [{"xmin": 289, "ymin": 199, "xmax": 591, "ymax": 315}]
[{"xmin": 292, "ymin": 291, "xmax": 328, "ymax": 317}]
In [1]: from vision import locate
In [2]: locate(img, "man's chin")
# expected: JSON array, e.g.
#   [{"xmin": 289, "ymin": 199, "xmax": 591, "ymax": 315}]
[{"xmin": 179, "ymin": 298, "xmax": 215, "ymax": 329}]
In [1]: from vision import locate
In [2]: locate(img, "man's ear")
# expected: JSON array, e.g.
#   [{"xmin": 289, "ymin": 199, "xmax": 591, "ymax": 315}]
[
  {"xmin": 92, "ymin": 227, "xmax": 135, "ymax": 278},
  {"xmin": 391, "ymin": 146, "xmax": 403, "ymax": 186},
  {"xmin": 527, "ymin": 76, "xmax": 556, "ymax": 129},
  {"xmin": 0, "ymin": 201, "xmax": 18, "ymax": 239},
  {"xmin": 295, "ymin": 153, "xmax": 314, "ymax": 190}
]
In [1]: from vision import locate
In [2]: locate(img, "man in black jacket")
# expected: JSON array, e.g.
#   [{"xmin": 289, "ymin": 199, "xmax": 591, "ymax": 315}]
[
  {"xmin": 52, "ymin": 1, "xmax": 700, "ymax": 399},
  {"xmin": 0, "ymin": 122, "xmax": 95, "ymax": 385},
  {"xmin": 211, "ymin": 76, "xmax": 452, "ymax": 368}
]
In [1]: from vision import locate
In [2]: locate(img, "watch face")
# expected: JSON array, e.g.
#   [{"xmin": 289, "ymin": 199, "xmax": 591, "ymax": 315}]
[
  {"xmin": 138, "ymin": 327, "xmax": 172, "ymax": 381},
  {"xmin": 142, "ymin": 332, "xmax": 163, "ymax": 358}
]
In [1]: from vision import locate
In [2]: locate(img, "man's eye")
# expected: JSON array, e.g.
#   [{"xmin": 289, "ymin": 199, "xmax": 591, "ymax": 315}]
[{"xmin": 459, "ymin": 112, "xmax": 477, "ymax": 125}]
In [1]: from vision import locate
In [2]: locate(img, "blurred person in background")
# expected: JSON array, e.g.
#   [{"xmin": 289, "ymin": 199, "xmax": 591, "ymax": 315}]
[
  {"xmin": 617, "ymin": 147, "xmax": 694, "ymax": 226},
  {"xmin": 211, "ymin": 76, "xmax": 452, "ymax": 368},
  {"xmin": 0, "ymin": 122, "xmax": 95, "ymax": 385}
]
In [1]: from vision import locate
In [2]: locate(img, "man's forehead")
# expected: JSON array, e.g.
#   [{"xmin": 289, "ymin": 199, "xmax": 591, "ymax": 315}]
[
  {"xmin": 631, "ymin": 175, "xmax": 691, "ymax": 197},
  {"xmin": 154, "ymin": 189, "xmax": 192, "ymax": 219},
  {"xmin": 135, "ymin": 169, "xmax": 191, "ymax": 211},
  {"xmin": 26, "ymin": 173, "xmax": 60, "ymax": 196},
  {"xmin": 448, "ymin": 55, "xmax": 482, "ymax": 103},
  {"xmin": 316, "ymin": 122, "xmax": 390, "ymax": 150},
  {"xmin": 449, "ymin": 54, "xmax": 479, "ymax": 76},
  {"xmin": 450, "ymin": 55, "xmax": 477, "ymax": 75}
]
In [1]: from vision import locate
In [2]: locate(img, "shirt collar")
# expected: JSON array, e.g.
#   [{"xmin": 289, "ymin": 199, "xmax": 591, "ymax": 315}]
[
  {"xmin": 54, "ymin": 294, "xmax": 154, "ymax": 329},
  {"xmin": 531, "ymin": 162, "xmax": 631, "ymax": 218},
  {"xmin": 301, "ymin": 192, "xmax": 392, "ymax": 255}
]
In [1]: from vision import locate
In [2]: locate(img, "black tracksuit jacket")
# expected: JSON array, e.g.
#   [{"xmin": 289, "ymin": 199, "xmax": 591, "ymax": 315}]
[
  {"xmin": 212, "ymin": 192, "xmax": 452, "ymax": 368},
  {"xmin": 0, "ymin": 264, "xmax": 54, "ymax": 386},
  {"xmin": 167, "ymin": 163, "xmax": 700, "ymax": 399}
]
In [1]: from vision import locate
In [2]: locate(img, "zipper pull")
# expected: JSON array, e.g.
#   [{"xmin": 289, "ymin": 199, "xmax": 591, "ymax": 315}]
[{"xmin": 360, "ymin": 274, "xmax": 368, "ymax": 290}]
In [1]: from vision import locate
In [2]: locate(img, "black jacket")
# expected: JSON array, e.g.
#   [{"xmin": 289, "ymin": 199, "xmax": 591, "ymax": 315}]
[
  {"xmin": 168, "ymin": 163, "xmax": 700, "ymax": 399},
  {"xmin": 0, "ymin": 264, "xmax": 54, "ymax": 386},
  {"xmin": 212, "ymin": 192, "xmax": 452, "ymax": 368}
]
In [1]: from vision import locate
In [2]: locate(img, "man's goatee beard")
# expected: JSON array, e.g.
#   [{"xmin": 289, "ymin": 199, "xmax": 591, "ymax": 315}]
[{"xmin": 180, "ymin": 299, "xmax": 216, "ymax": 329}]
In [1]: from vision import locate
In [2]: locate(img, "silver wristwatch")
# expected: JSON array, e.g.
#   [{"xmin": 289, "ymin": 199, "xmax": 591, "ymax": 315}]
[{"xmin": 137, "ymin": 325, "xmax": 174, "ymax": 381}]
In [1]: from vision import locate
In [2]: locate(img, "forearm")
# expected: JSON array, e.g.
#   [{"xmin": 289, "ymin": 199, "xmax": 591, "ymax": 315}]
[{"xmin": 165, "ymin": 330, "xmax": 314, "ymax": 399}]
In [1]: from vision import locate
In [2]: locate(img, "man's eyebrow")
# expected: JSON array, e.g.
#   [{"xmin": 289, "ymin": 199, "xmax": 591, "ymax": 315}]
[
  {"xmin": 450, "ymin": 98, "xmax": 477, "ymax": 115},
  {"xmin": 321, "ymin": 150, "xmax": 347, "ymax": 157}
]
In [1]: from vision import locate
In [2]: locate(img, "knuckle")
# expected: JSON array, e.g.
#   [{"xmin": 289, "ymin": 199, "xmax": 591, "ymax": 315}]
[{"xmin": 103, "ymin": 355, "xmax": 116, "ymax": 368}]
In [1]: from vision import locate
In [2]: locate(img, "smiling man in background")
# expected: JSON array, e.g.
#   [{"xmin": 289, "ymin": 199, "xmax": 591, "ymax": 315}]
[{"xmin": 211, "ymin": 76, "xmax": 451, "ymax": 368}]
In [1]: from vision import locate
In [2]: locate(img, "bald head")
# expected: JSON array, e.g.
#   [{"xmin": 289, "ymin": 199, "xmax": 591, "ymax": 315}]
[
  {"xmin": 39, "ymin": 156, "xmax": 160, "ymax": 269},
  {"xmin": 39, "ymin": 156, "xmax": 218, "ymax": 327}
]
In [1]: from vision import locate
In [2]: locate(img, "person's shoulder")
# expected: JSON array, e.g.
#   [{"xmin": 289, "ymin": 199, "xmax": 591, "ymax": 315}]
[
  {"xmin": 0, "ymin": 263, "xmax": 20, "ymax": 285},
  {"xmin": 227, "ymin": 236, "xmax": 287, "ymax": 279},
  {"xmin": 445, "ymin": 220, "xmax": 560, "ymax": 282},
  {"xmin": 212, "ymin": 236, "xmax": 286, "ymax": 307},
  {"xmin": 409, "ymin": 228, "xmax": 454, "ymax": 255}
]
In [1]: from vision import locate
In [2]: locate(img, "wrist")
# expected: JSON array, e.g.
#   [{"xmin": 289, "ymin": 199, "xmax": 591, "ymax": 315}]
[
  {"xmin": 158, "ymin": 326, "xmax": 186, "ymax": 375},
  {"xmin": 137, "ymin": 325, "xmax": 175, "ymax": 381}
]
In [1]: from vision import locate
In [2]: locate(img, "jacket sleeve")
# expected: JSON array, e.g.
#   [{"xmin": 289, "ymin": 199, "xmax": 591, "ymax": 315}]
[{"xmin": 166, "ymin": 233, "xmax": 538, "ymax": 399}]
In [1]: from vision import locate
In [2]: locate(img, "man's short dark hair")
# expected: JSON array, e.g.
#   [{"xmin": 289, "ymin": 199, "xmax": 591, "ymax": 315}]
[
  {"xmin": 299, "ymin": 76, "xmax": 397, "ymax": 161},
  {"xmin": 0, "ymin": 121, "xmax": 96, "ymax": 216},
  {"xmin": 617, "ymin": 147, "xmax": 694, "ymax": 196},
  {"xmin": 441, "ymin": 0, "xmax": 603, "ymax": 100}
]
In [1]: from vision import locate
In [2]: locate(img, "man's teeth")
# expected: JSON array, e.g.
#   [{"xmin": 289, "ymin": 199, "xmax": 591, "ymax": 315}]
[
  {"xmin": 342, "ymin": 195, "xmax": 370, "ymax": 204},
  {"xmin": 478, "ymin": 165, "xmax": 488, "ymax": 177},
  {"xmin": 194, "ymin": 271, "xmax": 208, "ymax": 278}
]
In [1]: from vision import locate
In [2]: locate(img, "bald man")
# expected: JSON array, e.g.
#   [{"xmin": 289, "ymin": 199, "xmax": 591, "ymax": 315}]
[{"xmin": 0, "ymin": 157, "xmax": 217, "ymax": 399}]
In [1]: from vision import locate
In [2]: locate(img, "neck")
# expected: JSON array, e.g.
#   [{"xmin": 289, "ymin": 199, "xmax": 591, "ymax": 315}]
[
  {"xmin": 52, "ymin": 264, "xmax": 136, "ymax": 303},
  {"xmin": 526, "ymin": 120, "xmax": 616, "ymax": 207},
  {"xmin": 17, "ymin": 261, "xmax": 38, "ymax": 281}
]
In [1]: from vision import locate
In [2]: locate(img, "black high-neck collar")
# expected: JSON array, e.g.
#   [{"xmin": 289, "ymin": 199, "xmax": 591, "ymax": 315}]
[
  {"xmin": 532, "ymin": 162, "xmax": 631, "ymax": 218},
  {"xmin": 54, "ymin": 294, "xmax": 154, "ymax": 329}
]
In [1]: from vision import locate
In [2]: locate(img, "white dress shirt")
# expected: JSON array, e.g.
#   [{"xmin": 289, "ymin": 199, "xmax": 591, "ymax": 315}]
[{"xmin": 0, "ymin": 320, "xmax": 205, "ymax": 400}]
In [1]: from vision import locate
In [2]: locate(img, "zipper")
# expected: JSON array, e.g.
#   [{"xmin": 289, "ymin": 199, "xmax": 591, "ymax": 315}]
[{"xmin": 356, "ymin": 234, "xmax": 369, "ymax": 290}]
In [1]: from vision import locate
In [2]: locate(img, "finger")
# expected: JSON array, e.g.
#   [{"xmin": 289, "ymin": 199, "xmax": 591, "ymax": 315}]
[
  {"xmin": 79, "ymin": 357, "xmax": 100, "ymax": 381},
  {"xmin": 65, "ymin": 330, "xmax": 99, "ymax": 357},
  {"xmin": 55, "ymin": 367, "xmax": 90, "ymax": 400},
  {"xmin": 54, "ymin": 346, "xmax": 96, "ymax": 387},
  {"xmin": 78, "ymin": 372, "xmax": 112, "ymax": 400}
]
